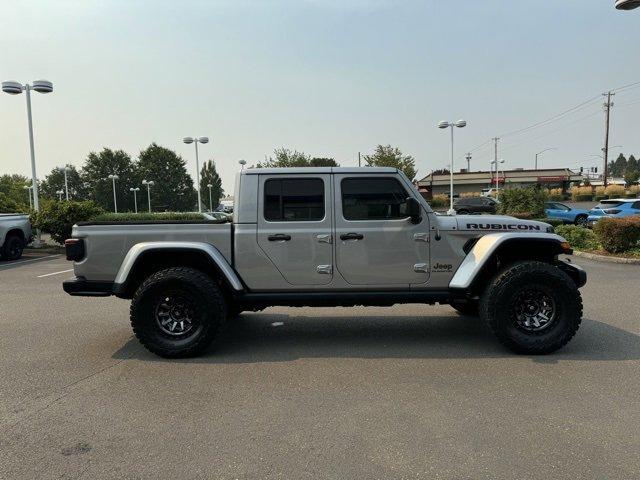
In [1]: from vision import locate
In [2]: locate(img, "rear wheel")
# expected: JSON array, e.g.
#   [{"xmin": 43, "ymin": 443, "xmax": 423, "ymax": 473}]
[
  {"xmin": 1, "ymin": 234, "xmax": 24, "ymax": 260},
  {"xmin": 480, "ymin": 261, "xmax": 582, "ymax": 354},
  {"xmin": 130, "ymin": 267, "xmax": 226, "ymax": 358}
]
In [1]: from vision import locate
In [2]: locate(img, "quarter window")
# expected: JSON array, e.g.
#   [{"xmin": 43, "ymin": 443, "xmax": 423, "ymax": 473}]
[
  {"xmin": 341, "ymin": 177, "xmax": 409, "ymax": 220},
  {"xmin": 264, "ymin": 178, "xmax": 324, "ymax": 221}
]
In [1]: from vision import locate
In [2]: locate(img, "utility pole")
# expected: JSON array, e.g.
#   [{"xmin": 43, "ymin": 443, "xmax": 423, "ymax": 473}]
[
  {"xmin": 465, "ymin": 152, "xmax": 471, "ymax": 172},
  {"xmin": 602, "ymin": 91, "xmax": 615, "ymax": 187},
  {"xmin": 358, "ymin": 151, "xmax": 361, "ymax": 167},
  {"xmin": 492, "ymin": 137, "xmax": 499, "ymax": 188}
]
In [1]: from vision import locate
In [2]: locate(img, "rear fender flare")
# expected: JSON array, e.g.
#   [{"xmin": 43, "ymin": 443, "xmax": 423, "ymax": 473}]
[{"xmin": 114, "ymin": 241, "xmax": 243, "ymax": 292}]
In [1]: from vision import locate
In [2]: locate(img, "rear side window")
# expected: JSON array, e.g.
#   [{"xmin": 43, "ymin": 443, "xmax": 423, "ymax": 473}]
[
  {"xmin": 341, "ymin": 177, "xmax": 409, "ymax": 220},
  {"xmin": 264, "ymin": 178, "xmax": 324, "ymax": 221},
  {"xmin": 595, "ymin": 201, "xmax": 623, "ymax": 209},
  {"xmin": 632, "ymin": 201, "xmax": 640, "ymax": 210}
]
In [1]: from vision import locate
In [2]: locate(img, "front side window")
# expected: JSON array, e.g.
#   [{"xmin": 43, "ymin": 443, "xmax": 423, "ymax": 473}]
[
  {"xmin": 341, "ymin": 177, "xmax": 409, "ymax": 220},
  {"xmin": 264, "ymin": 178, "xmax": 324, "ymax": 221}
]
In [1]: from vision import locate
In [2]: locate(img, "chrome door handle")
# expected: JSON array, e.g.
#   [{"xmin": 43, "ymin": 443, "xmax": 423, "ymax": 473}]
[
  {"xmin": 316, "ymin": 234, "xmax": 332, "ymax": 244},
  {"xmin": 413, "ymin": 263, "xmax": 428, "ymax": 273},
  {"xmin": 413, "ymin": 233, "xmax": 429, "ymax": 242},
  {"xmin": 317, "ymin": 265, "xmax": 333, "ymax": 274}
]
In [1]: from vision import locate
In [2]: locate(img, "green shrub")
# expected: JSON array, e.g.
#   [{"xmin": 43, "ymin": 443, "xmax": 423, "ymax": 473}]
[
  {"xmin": 31, "ymin": 200, "xmax": 105, "ymax": 244},
  {"xmin": 575, "ymin": 194, "xmax": 594, "ymax": 202},
  {"xmin": 428, "ymin": 194, "xmax": 448, "ymax": 208},
  {"xmin": 555, "ymin": 225, "xmax": 600, "ymax": 250},
  {"xmin": 497, "ymin": 188, "xmax": 547, "ymax": 218},
  {"xmin": 625, "ymin": 193, "xmax": 638, "ymax": 199},
  {"xmin": 594, "ymin": 195, "xmax": 608, "ymax": 201},
  {"xmin": 593, "ymin": 217, "xmax": 640, "ymax": 253},
  {"xmin": 91, "ymin": 212, "xmax": 211, "ymax": 222}
]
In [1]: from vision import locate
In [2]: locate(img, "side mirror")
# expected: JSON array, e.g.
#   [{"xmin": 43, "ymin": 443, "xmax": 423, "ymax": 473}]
[{"xmin": 406, "ymin": 197, "xmax": 421, "ymax": 224}]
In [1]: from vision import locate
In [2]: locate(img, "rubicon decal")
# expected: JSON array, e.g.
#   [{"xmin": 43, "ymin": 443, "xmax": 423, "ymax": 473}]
[{"xmin": 466, "ymin": 223, "xmax": 541, "ymax": 231}]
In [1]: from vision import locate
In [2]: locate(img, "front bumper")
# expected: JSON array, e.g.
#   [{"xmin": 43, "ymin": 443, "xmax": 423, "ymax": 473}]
[
  {"xmin": 63, "ymin": 277, "xmax": 114, "ymax": 297},
  {"xmin": 556, "ymin": 261, "xmax": 587, "ymax": 289}
]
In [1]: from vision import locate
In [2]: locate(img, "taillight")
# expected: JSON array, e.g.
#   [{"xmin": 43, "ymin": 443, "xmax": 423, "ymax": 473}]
[
  {"xmin": 603, "ymin": 209, "xmax": 621, "ymax": 214},
  {"xmin": 65, "ymin": 238, "xmax": 85, "ymax": 261}
]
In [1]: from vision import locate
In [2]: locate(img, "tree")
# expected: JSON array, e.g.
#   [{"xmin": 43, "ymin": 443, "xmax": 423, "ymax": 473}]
[
  {"xmin": 137, "ymin": 143, "xmax": 196, "ymax": 211},
  {"xmin": 258, "ymin": 148, "xmax": 311, "ymax": 168},
  {"xmin": 0, "ymin": 174, "xmax": 30, "ymax": 212},
  {"xmin": 200, "ymin": 159, "xmax": 224, "ymax": 211},
  {"xmin": 431, "ymin": 169, "xmax": 451, "ymax": 176},
  {"xmin": 624, "ymin": 168, "xmax": 640, "ymax": 186},
  {"xmin": 609, "ymin": 153, "xmax": 627, "ymax": 177},
  {"xmin": 40, "ymin": 165, "xmax": 87, "ymax": 201},
  {"xmin": 82, "ymin": 148, "xmax": 138, "ymax": 212},
  {"xmin": 363, "ymin": 145, "xmax": 417, "ymax": 180},
  {"xmin": 627, "ymin": 154, "xmax": 638, "ymax": 174},
  {"xmin": 310, "ymin": 157, "xmax": 339, "ymax": 167}
]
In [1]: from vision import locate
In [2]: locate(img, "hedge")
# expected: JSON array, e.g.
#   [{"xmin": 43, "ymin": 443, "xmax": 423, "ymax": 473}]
[
  {"xmin": 594, "ymin": 195, "xmax": 608, "ymax": 201},
  {"xmin": 555, "ymin": 225, "xmax": 600, "ymax": 250},
  {"xmin": 31, "ymin": 200, "xmax": 105, "ymax": 244},
  {"xmin": 593, "ymin": 217, "xmax": 640, "ymax": 253},
  {"xmin": 497, "ymin": 188, "xmax": 547, "ymax": 218}
]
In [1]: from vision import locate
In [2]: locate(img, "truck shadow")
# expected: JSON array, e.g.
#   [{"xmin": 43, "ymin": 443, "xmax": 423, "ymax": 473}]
[{"xmin": 112, "ymin": 312, "xmax": 640, "ymax": 364}]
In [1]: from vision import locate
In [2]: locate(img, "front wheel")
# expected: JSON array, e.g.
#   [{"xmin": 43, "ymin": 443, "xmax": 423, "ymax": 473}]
[
  {"xmin": 130, "ymin": 267, "xmax": 226, "ymax": 358},
  {"xmin": 480, "ymin": 261, "xmax": 582, "ymax": 354}
]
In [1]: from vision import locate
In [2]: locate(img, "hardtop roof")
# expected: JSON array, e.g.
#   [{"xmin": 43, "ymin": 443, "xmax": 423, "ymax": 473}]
[{"xmin": 242, "ymin": 167, "xmax": 399, "ymax": 175}]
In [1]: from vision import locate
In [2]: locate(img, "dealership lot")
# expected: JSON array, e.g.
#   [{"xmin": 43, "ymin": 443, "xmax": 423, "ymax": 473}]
[{"xmin": 1, "ymin": 254, "xmax": 639, "ymax": 479}]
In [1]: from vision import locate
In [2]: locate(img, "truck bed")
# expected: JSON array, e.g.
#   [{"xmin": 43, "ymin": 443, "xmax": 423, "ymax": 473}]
[{"xmin": 72, "ymin": 221, "xmax": 233, "ymax": 282}]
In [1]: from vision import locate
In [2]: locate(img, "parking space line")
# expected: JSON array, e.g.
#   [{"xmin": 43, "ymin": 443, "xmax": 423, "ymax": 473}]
[
  {"xmin": 37, "ymin": 268, "xmax": 73, "ymax": 278},
  {"xmin": 0, "ymin": 254, "xmax": 61, "ymax": 269}
]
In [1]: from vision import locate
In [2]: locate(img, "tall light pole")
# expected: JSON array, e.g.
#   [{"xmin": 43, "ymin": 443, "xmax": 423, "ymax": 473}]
[
  {"xmin": 183, "ymin": 136, "xmax": 209, "ymax": 213},
  {"xmin": 465, "ymin": 153, "xmax": 471, "ymax": 172},
  {"xmin": 59, "ymin": 166, "xmax": 71, "ymax": 200},
  {"xmin": 207, "ymin": 183, "xmax": 213, "ymax": 211},
  {"xmin": 56, "ymin": 189, "xmax": 64, "ymax": 201},
  {"xmin": 23, "ymin": 185, "xmax": 33, "ymax": 210},
  {"xmin": 534, "ymin": 148, "xmax": 557, "ymax": 170},
  {"xmin": 3, "ymin": 79, "xmax": 53, "ymax": 247},
  {"xmin": 130, "ymin": 187, "xmax": 140, "ymax": 213},
  {"xmin": 437, "ymin": 119, "xmax": 467, "ymax": 214},
  {"xmin": 142, "ymin": 180, "xmax": 154, "ymax": 213},
  {"xmin": 108, "ymin": 174, "xmax": 119, "ymax": 213},
  {"xmin": 239, "ymin": 159, "xmax": 246, "ymax": 171},
  {"xmin": 491, "ymin": 159, "xmax": 505, "ymax": 200}
]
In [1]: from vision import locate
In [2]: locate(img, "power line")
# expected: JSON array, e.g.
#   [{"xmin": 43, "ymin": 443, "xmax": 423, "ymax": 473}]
[{"xmin": 611, "ymin": 80, "xmax": 640, "ymax": 93}]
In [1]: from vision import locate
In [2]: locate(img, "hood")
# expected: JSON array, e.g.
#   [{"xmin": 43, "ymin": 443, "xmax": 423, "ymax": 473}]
[{"xmin": 454, "ymin": 215, "xmax": 553, "ymax": 233}]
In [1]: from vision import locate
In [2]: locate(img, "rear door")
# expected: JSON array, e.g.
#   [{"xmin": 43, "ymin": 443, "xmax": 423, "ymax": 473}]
[
  {"xmin": 333, "ymin": 174, "xmax": 430, "ymax": 286},
  {"xmin": 257, "ymin": 174, "xmax": 333, "ymax": 285}
]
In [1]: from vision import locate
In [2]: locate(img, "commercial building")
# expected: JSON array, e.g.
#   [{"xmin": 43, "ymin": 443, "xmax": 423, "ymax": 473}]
[{"xmin": 417, "ymin": 168, "xmax": 583, "ymax": 198}]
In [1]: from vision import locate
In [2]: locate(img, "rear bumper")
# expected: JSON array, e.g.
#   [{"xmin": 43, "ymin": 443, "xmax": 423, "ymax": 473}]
[{"xmin": 63, "ymin": 277, "xmax": 114, "ymax": 297}]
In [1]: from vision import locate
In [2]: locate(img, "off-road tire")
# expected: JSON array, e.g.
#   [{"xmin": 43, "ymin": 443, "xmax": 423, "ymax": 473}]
[
  {"xmin": 1, "ymin": 235, "xmax": 24, "ymax": 261},
  {"xmin": 480, "ymin": 261, "xmax": 582, "ymax": 354},
  {"xmin": 130, "ymin": 267, "xmax": 226, "ymax": 358},
  {"xmin": 450, "ymin": 300, "xmax": 479, "ymax": 316}
]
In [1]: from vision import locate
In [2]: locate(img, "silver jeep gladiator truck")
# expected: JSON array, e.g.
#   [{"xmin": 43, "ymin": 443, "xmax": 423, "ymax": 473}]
[
  {"xmin": 63, "ymin": 167, "xmax": 586, "ymax": 358},
  {"xmin": 0, "ymin": 213, "xmax": 32, "ymax": 260}
]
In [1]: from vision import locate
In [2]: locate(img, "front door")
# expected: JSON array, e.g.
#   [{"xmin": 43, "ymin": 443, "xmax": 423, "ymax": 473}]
[
  {"xmin": 257, "ymin": 174, "xmax": 333, "ymax": 285},
  {"xmin": 333, "ymin": 174, "xmax": 430, "ymax": 286}
]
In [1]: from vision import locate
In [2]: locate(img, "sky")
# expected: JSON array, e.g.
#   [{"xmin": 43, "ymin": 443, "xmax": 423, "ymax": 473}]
[{"xmin": 1, "ymin": 0, "xmax": 639, "ymax": 194}]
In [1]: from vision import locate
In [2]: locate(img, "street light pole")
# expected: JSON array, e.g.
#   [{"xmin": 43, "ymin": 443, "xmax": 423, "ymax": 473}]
[
  {"xmin": 142, "ymin": 180, "xmax": 154, "ymax": 213},
  {"xmin": 491, "ymin": 159, "xmax": 505, "ymax": 200},
  {"xmin": 534, "ymin": 148, "xmax": 557, "ymax": 170},
  {"xmin": 130, "ymin": 187, "xmax": 140, "ymax": 213},
  {"xmin": 108, "ymin": 174, "xmax": 119, "ymax": 213},
  {"xmin": 60, "ymin": 166, "xmax": 70, "ymax": 200},
  {"xmin": 183, "ymin": 136, "xmax": 209, "ymax": 213},
  {"xmin": 56, "ymin": 189, "xmax": 64, "ymax": 201},
  {"xmin": 437, "ymin": 119, "xmax": 467, "ymax": 215},
  {"xmin": 207, "ymin": 183, "xmax": 213, "ymax": 212}
]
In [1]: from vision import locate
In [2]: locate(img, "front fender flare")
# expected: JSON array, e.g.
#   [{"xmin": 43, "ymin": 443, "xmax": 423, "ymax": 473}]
[
  {"xmin": 449, "ymin": 233, "xmax": 569, "ymax": 290},
  {"xmin": 114, "ymin": 241, "xmax": 244, "ymax": 292}
]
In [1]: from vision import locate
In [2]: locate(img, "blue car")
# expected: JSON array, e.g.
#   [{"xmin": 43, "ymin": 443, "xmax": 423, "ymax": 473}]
[
  {"xmin": 545, "ymin": 202, "xmax": 590, "ymax": 226},
  {"xmin": 586, "ymin": 198, "xmax": 640, "ymax": 225}
]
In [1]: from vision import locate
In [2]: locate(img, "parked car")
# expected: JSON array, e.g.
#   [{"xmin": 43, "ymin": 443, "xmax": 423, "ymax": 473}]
[
  {"xmin": 454, "ymin": 197, "xmax": 498, "ymax": 215},
  {"xmin": 586, "ymin": 198, "xmax": 640, "ymax": 225},
  {"xmin": 0, "ymin": 213, "xmax": 32, "ymax": 260},
  {"xmin": 481, "ymin": 188, "xmax": 498, "ymax": 197},
  {"xmin": 63, "ymin": 167, "xmax": 586, "ymax": 358},
  {"xmin": 204, "ymin": 211, "xmax": 232, "ymax": 221},
  {"xmin": 545, "ymin": 202, "xmax": 590, "ymax": 226}
]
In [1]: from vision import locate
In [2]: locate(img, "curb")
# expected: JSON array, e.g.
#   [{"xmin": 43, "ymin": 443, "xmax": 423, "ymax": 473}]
[{"xmin": 573, "ymin": 250, "xmax": 640, "ymax": 265}]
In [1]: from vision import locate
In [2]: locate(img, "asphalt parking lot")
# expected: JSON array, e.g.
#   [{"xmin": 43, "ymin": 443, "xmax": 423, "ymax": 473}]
[{"xmin": 1, "ymin": 253, "xmax": 639, "ymax": 479}]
